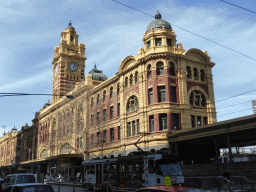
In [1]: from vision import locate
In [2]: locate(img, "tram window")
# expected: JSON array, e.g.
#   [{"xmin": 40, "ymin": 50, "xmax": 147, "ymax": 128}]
[
  {"xmin": 85, "ymin": 165, "xmax": 90, "ymax": 174},
  {"xmin": 127, "ymin": 163, "xmax": 135, "ymax": 173},
  {"xmin": 110, "ymin": 163, "xmax": 116, "ymax": 173},
  {"xmin": 91, "ymin": 165, "xmax": 95, "ymax": 174},
  {"xmin": 103, "ymin": 164, "xmax": 109, "ymax": 174},
  {"xmin": 135, "ymin": 161, "xmax": 144, "ymax": 173},
  {"xmin": 148, "ymin": 160, "xmax": 155, "ymax": 174},
  {"xmin": 119, "ymin": 164, "xmax": 125, "ymax": 172}
]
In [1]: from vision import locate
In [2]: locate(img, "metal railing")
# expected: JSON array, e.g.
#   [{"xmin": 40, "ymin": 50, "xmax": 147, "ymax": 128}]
[{"xmin": 185, "ymin": 176, "xmax": 256, "ymax": 192}]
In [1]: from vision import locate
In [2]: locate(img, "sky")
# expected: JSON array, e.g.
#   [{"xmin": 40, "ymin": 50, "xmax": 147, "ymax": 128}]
[{"xmin": 0, "ymin": 0, "xmax": 256, "ymax": 136}]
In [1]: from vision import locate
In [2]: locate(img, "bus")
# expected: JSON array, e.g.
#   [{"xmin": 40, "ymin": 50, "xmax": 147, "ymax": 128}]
[{"xmin": 82, "ymin": 151, "xmax": 184, "ymax": 190}]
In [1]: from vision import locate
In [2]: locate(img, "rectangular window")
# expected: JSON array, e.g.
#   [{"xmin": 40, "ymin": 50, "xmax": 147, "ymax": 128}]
[
  {"xmin": 191, "ymin": 115, "xmax": 195, "ymax": 127},
  {"xmin": 203, "ymin": 117, "xmax": 208, "ymax": 125},
  {"xmin": 147, "ymin": 41, "xmax": 151, "ymax": 49},
  {"xmin": 171, "ymin": 86, "xmax": 177, "ymax": 103},
  {"xmin": 149, "ymin": 115, "xmax": 154, "ymax": 132},
  {"xmin": 76, "ymin": 137, "xmax": 79, "ymax": 149},
  {"xmin": 195, "ymin": 95, "xmax": 200, "ymax": 106},
  {"xmin": 91, "ymin": 114, "xmax": 94, "ymax": 126},
  {"xmin": 148, "ymin": 68, "xmax": 152, "ymax": 78},
  {"xmin": 128, "ymin": 122, "xmax": 131, "ymax": 137},
  {"xmin": 118, "ymin": 126, "xmax": 120, "ymax": 140},
  {"xmin": 103, "ymin": 130, "xmax": 106, "ymax": 143},
  {"xmin": 197, "ymin": 116, "xmax": 201, "ymax": 126},
  {"xmin": 155, "ymin": 38, "xmax": 162, "ymax": 46},
  {"xmin": 80, "ymin": 137, "xmax": 83, "ymax": 148},
  {"xmin": 110, "ymin": 128, "xmax": 114, "ymax": 142},
  {"xmin": 103, "ymin": 109, "xmax": 106, "ymax": 121},
  {"xmin": 172, "ymin": 113, "xmax": 179, "ymax": 130},
  {"xmin": 97, "ymin": 112, "xmax": 100, "ymax": 124},
  {"xmin": 117, "ymin": 103, "xmax": 120, "ymax": 117},
  {"xmin": 132, "ymin": 121, "xmax": 136, "ymax": 136},
  {"xmin": 148, "ymin": 88, "xmax": 153, "ymax": 104},
  {"xmin": 97, "ymin": 132, "xmax": 100, "ymax": 145},
  {"xmin": 110, "ymin": 106, "xmax": 114, "ymax": 119},
  {"xmin": 91, "ymin": 134, "xmax": 94, "ymax": 146},
  {"xmin": 159, "ymin": 114, "xmax": 167, "ymax": 130},
  {"xmin": 158, "ymin": 86, "xmax": 166, "ymax": 102},
  {"xmin": 137, "ymin": 120, "xmax": 140, "ymax": 135},
  {"xmin": 167, "ymin": 39, "xmax": 172, "ymax": 47}
]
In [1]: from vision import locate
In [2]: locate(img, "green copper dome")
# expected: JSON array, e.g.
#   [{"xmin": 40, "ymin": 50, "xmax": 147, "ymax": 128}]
[
  {"xmin": 88, "ymin": 64, "xmax": 108, "ymax": 82},
  {"xmin": 146, "ymin": 11, "xmax": 172, "ymax": 32},
  {"xmin": 65, "ymin": 20, "xmax": 75, "ymax": 30}
]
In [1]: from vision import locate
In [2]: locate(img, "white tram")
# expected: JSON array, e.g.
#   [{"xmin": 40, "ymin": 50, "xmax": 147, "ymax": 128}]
[{"xmin": 82, "ymin": 151, "xmax": 184, "ymax": 189}]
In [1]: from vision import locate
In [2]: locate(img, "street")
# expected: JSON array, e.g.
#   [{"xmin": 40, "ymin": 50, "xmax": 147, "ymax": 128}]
[{"xmin": 51, "ymin": 184, "xmax": 86, "ymax": 192}]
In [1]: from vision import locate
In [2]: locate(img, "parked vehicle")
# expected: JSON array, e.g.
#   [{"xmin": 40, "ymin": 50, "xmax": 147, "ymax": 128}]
[
  {"xmin": 0, "ymin": 178, "xmax": 5, "ymax": 191},
  {"xmin": 4, "ymin": 183, "xmax": 54, "ymax": 192},
  {"xmin": 1, "ymin": 174, "xmax": 37, "ymax": 192},
  {"xmin": 136, "ymin": 186, "xmax": 201, "ymax": 192}
]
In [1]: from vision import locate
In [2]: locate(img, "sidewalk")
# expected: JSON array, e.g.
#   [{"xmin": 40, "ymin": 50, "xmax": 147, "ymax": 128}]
[{"xmin": 44, "ymin": 181, "xmax": 82, "ymax": 187}]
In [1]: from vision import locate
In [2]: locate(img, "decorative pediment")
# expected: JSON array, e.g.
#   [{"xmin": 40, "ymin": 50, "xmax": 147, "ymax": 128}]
[
  {"xmin": 118, "ymin": 55, "xmax": 137, "ymax": 73},
  {"xmin": 184, "ymin": 48, "xmax": 210, "ymax": 63}
]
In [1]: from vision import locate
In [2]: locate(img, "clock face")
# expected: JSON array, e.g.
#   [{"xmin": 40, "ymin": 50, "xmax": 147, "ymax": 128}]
[{"xmin": 68, "ymin": 63, "xmax": 78, "ymax": 72}]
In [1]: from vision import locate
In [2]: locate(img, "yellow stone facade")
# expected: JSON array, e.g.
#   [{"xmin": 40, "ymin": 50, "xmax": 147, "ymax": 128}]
[
  {"xmin": 37, "ymin": 12, "xmax": 216, "ymax": 164},
  {"xmin": 0, "ymin": 12, "xmax": 217, "ymax": 175}
]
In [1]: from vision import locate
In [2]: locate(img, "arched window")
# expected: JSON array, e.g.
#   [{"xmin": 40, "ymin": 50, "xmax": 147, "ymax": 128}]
[
  {"xmin": 40, "ymin": 150, "xmax": 48, "ymax": 158},
  {"xmin": 117, "ymin": 83, "xmax": 120, "ymax": 95},
  {"xmin": 110, "ymin": 87, "xmax": 113, "ymax": 98},
  {"xmin": 186, "ymin": 66, "xmax": 191, "ymax": 78},
  {"xmin": 91, "ymin": 97, "xmax": 94, "ymax": 107},
  {"xmin": 193, "ymin": 68, "xmax": 198, "ymax": 80},
  {"xmin": 157, "ymin": 62, "xmax": 164, "ymax": 75},
  {"xmin": 127, "ymin": 96, "xmax": 139, "ymax": 112},
  {"xmin": 103, "ymin": 90, "xmax": 106, "ymax": 102},
  {"xmin": 97, "ymin": 94, "xmax": 100, "ymax": 104},
  {"xmin": 60, "ymin": 144, "xmax": 72, "ymax": 154},
  {"xmin": 125, "ymin": 77, "xmax": 128, "ymax": 88},
  {"xmin": 169, "ymin": 62, "xmax": 175, "ymax": 76},
  {"xmin": 147, "ymin": 65, "xmax": 152, "ymax": 78},
  {"xmin": 135, "ymin": 71, "xmax": 138, "ymax": 83},
  {"xmin": 200, "ymin": 69, "xmax": 205, "ymax": 81},
  {"xmin": 189, "ymin": 90, "xmax": 206, "ymax": 107},
  {"xmin": 130, "ymin": 74, "xmax": 133, "ymax": 86}
]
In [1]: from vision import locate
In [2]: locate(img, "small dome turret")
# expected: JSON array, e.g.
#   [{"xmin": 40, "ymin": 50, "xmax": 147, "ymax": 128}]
[
  {"xmin": 146, "ymin": 11, "xmax": 172, "ymax": 32},
  {"xmin": 10, "ymin": 126, "xmax": 18, "ymax": 133},
  {"xmin": 88, "ymin": 63, "xmax": 108, "ymax": 82},
  {"xmin": 65, "ymin": 20, "xmax": 75, "ymax": 30}
]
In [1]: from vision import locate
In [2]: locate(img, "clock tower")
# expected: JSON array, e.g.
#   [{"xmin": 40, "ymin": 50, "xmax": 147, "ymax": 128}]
[{"xmin": 51, "ymin": 21, "xmax": 86, "ymax": 103}]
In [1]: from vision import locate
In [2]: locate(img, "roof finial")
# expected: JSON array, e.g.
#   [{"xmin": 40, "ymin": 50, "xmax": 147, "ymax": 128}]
[
  {"xmin": 94, "ymin": 63, "xmax": 97, "ymax": 69},
  {"xmin": 155, "ymin": 10, "xmax": 161, "ymax": 19},
  {"xmin": 65, "ymin": 20, "xmax": 75, "ymax": 30},
  {"xmin": 69, "ymin": 8, "xmax": 72, "ymax": 23}
]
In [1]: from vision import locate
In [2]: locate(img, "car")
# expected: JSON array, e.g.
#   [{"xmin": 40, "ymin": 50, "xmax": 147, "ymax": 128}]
[
  {"xmin": 0, "ymin": 178, "xmax": 5, "ymax": 191},
  {"xmin": 136, "ymin": 186, "xmax": 201, "ymax": 192},
  {"xmin": 4, "ymin": 183, "xmax": 54, "ymax": 192},
  {"xmin": 1, "ymin": 174, "xmax": 37, "ymax": 192}
]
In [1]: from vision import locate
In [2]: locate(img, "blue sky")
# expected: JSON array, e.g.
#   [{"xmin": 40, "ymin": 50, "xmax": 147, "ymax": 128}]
[{"xmin": 0, "ymin": 0, "xmax": 255, "ymax": 135}]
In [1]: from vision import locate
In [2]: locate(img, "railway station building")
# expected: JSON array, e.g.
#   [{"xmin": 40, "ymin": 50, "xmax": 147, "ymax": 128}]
[{"xmin": 0, "ymin": 11, "xmax": 217, "ymax": 178}]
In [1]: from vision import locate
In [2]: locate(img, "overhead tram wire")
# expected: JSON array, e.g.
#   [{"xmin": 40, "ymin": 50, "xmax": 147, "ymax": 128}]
[
  {"xmin": 111, "ymin": 0, "xmax": 256, "ymax": 61},
  {"xmin": 220, "ymin": 0, "xmax": 256, "ymax": 14},
  {"xmin": 0, "ymin": 93, "xmax": 74, "ymax": 98},
  {"xmin": 217, "ymin": 100, "xmax": 251, "ymax": 109},
  {"xmin": 216, "ymin": 89, "xmax": 256, "ymax": 102},
  {"xmin": 217, "ymin": 108, "xmax": 253, "ymax": 117}
]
